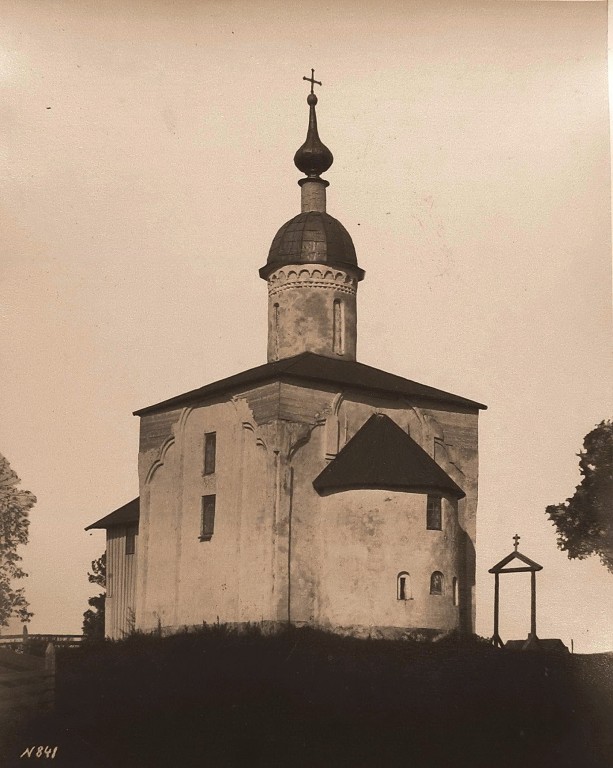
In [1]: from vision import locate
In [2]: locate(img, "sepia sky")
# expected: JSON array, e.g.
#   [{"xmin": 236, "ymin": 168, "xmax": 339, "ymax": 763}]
[{"xmin": 0, "ymin": 0, "xmax": 610, "ymax": 652}]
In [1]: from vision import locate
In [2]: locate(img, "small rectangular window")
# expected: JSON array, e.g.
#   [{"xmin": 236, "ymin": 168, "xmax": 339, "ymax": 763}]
[
  {"xmin": 201, "ymin": 495, "xmax": 216, "ymax": 541},
  {"xmin": 426, "ymin": 495, "xmax": 442, "ymax": 530},
  {"xmin": 204, "ymin": 432, "xmax": 217, "ymax": 475},
  {"xmin": 125, "ymin": 525, "xmax": 137, "ymax": 555}
]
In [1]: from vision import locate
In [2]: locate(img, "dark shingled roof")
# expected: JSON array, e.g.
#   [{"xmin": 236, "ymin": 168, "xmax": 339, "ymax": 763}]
[
  {"xmin": 313, "ymin": 413, "xmax": 465, "ymax": 498},
  {"xmin": 134, "ymin": 352, "xmax": 486, "ymax": 416},
  {"xmin": 259, "ymin": 212, "xmax": 364, "ymax": 280},
  {"xmin": 85, "ymin": 498, "xmax": 140, "ymax": 531}
]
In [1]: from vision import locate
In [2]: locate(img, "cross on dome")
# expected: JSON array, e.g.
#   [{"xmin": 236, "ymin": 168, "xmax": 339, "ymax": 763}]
[
  {"xmin": 303, "ymin": 68, "xmax": 322, "ymax": 96},
  {"xmin": 293, "ymin": 69, "xmax": 333, "ymax": 178},
  {"xmin": 513, "ymin": 533, "xmax": 521, "ymax": 551}
]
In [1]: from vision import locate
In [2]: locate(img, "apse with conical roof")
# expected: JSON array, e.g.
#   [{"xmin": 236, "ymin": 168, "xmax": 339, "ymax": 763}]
[{"xmin": 260, "ymin": 73, "xmax": 364, "ymax": 363}]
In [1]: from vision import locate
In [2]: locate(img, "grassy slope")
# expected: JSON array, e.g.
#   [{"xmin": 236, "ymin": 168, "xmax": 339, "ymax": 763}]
[{"xmin": 5, "ymin": 626, "xmax": 613, "ymax": 768}]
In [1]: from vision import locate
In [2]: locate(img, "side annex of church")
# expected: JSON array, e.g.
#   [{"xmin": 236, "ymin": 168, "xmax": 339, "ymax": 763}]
[{"xmin": 87, "ymin": 77, "xmax": 486, "ymax": 640}]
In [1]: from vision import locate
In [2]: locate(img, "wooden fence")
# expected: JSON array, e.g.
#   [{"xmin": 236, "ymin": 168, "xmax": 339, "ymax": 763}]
[
  {"xmin": 0, "ymin": 633, "xmax": 82, "ymax": 649},
  {"xmin": 0, "ymin": 644, "xmax": 55, "ymax": 731}
]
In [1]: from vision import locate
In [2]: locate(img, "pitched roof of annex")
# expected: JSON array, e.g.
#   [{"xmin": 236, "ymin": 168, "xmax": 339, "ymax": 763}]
[
  {"xmin": 313, "ymin": 413, "xmax": 465, "ymax": 498},
  {"xmin": 133, "ymin": 352, "xmax": 486, "ymax": 416},
  {"xmin": 85, "ymin": 497, "xmax": 140, "ymax": 531}
]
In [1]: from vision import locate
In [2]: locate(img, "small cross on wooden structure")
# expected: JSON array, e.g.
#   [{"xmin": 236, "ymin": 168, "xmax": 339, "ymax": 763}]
[
  {"xmin": 303, "ymin": 68, "xmax": 322, "ymax": 94},
  {"xmin": 489, "ymin": 534, "xmax": 543, "ymax": 649}
]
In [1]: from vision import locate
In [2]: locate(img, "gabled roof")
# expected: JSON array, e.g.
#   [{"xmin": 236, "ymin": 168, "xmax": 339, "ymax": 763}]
[
  {"xmin": 85, "ymin": 498, "xmax": 140, "ymax": 531},
  {"xmin": 134, "ymin": 352, "xmax": 486, "ymax": 416},
  {"xmin": 313, "ymin": 413, "xmax": 465, "ymax": 498},
  {"xmin": 488, "ymin": 550, "xmax": 543, "ymax": 574}
]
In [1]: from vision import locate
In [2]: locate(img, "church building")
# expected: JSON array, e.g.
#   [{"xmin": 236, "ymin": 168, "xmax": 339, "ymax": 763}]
[{"xmin": 87, "ymin": 76, "xmax": 486, "ymax": 640}]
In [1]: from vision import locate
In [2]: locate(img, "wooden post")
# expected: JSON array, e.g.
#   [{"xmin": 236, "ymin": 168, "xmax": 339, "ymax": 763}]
[
  {"xmin": 494, "ymin": 572, "xmax": 499, "ymax": 639},
  {"xmin": 530, "ymin": 570, "xmax": 537, "ymax": 638},
  {"xmin": 44, "ymin": 643, "xmax": 56, "ymax": 712},
  {"xmin": 45, "ymin": 643, "xmax": 56, "ymax": 673},
  {"xmin": 492, "ymin": 572, "xmax": 504, "ymax": 647}
]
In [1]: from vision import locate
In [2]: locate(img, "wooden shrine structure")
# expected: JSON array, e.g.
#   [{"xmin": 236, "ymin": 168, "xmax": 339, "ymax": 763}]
[{"xmin": 489, "ymin": 534, "xmax": 543, "ymax": 649}]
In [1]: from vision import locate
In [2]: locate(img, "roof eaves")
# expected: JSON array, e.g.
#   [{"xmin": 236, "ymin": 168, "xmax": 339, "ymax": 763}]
[
  {"xmin": 132, "ymin": 358, "xmax": 297, "ymax": 416},
  {"xmin": 282, "ymin": 356, "xmax": 486, "ymax": 410},
  {"xmin": 288, "ymin": 372, "xmax": 484, "ymax": 411},
  {"xmin": 133, "ymin": 353, "xmax": 486, "ymax": 417},
  {"xmin": 314, "ymin": 481, "xmax": 465, "ymax": 499}
]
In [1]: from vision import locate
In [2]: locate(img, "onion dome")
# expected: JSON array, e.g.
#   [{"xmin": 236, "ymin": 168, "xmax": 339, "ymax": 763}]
[
  {"xmin": 259, "ymin": 211, "xmax": 364, "ymax": 280},
  {"xmin": 260, "ymin": 71, "xmax": 364, "ymax": 281},
  {"xmin": 293, "ymin": 92, "xmax": 334, "ymax": 177}
]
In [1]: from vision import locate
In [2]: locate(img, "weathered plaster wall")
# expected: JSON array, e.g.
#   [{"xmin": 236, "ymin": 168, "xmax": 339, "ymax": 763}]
[
  {"xmin": 267, "ymin": 265, "xmax": 358, "ymax": 361},
  {"xmin": 135, "ymin": 401, "xmax": 280, "ymax": 632},
  {"xmin": 136, "ymin": 434, "xmax": 180, "ymax": 631},
  {"xmin": 317, "ymin": 490, "xmax": 461, "ymax": 633},
  {"xmin": 284, "ymin": 389, "xmax": 479, "ymax": 634},
  {"xmin": 133, "ymin": 379, "xmax": 479, "ymax": 636},
  {"xmin": 175, "ymin": 402, "xmax": 275, "ymax": 628}
]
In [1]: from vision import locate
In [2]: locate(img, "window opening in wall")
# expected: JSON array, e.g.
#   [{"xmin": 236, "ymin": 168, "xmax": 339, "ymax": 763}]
[
  {"xmin": 333, "ymin": 299, "xmax": 344, "ymax": 355},
  {"xmin": 430, "ymin": 571, "xmax": 444, "ymax": 596},
  {"xmin": 204, "ymin": 432, "xmax": 217, "ymax": 475},
  {"xmin": 452, "ymin": 577, "xmax": 458, "ymax": 606},
  {"xmin": 273, "ymin": 302, "xmax": 280, "ymax": 359},
  {"xmin": 426, "ymin": 495, "xmax": 442, "ymax": 530},
  {"xmin": 397, "ymin": 571, "xmax": 411, "ymax": 600},
  {"xmin": 200, "ymin": 494, "xmax": 216, "ymax": 541},
  {"xmin": 125, "ymin": 525, "xmax": 137, "ymax": 555}
]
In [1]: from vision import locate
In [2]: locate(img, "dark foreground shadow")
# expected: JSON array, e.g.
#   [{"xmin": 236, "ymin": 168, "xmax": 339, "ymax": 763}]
[{"xmin": 3, "ymin": 626, "xmax": 612, "ymax": 768}]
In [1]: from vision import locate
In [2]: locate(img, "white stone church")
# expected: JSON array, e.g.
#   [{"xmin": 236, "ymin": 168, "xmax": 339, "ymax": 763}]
[{"xmin": 87, "ymin": 79, "xmax": 485, "ymax": 640}]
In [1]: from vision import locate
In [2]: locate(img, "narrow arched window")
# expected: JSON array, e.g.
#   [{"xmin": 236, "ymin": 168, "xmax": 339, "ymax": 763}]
[
  {"xmin": 452, "ymin": 577, "xmax": 458, "ymax": 606},
  {"xmin": 430, "ymin": 571, "xmax": 444, "ymax": 596},
  {"xmin": 426, "ymin": 495, "xmax": 442, "ymax": 530},
  {"xmin": 333, "ymin": 299, "xmax": 344, "ymax": 355},
  {"xmin": 397, "ymin": 572, "xmax": 411, "ymax": 600},
  {"xmin": 273, "ymin": 303, "xmax": 280, "ymax": 359}
]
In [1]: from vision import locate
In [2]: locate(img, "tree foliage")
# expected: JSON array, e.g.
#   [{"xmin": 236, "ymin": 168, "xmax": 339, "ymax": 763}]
[
  {"xmin": 546, "ymin": 420, "xmax": 613, "ymax": 572},
  {"xmin": 0, "ymin": 453, "xmax": 36, "ymax": 627},
  {"xmin": 83, "ymin": 552, "xmax": 106, "ymax": 641}
]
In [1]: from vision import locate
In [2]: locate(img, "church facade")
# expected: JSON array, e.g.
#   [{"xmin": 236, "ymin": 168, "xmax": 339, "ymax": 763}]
[{"xmin": 87, "ymin": 79, "xmax": 485, "ymax": 640}]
